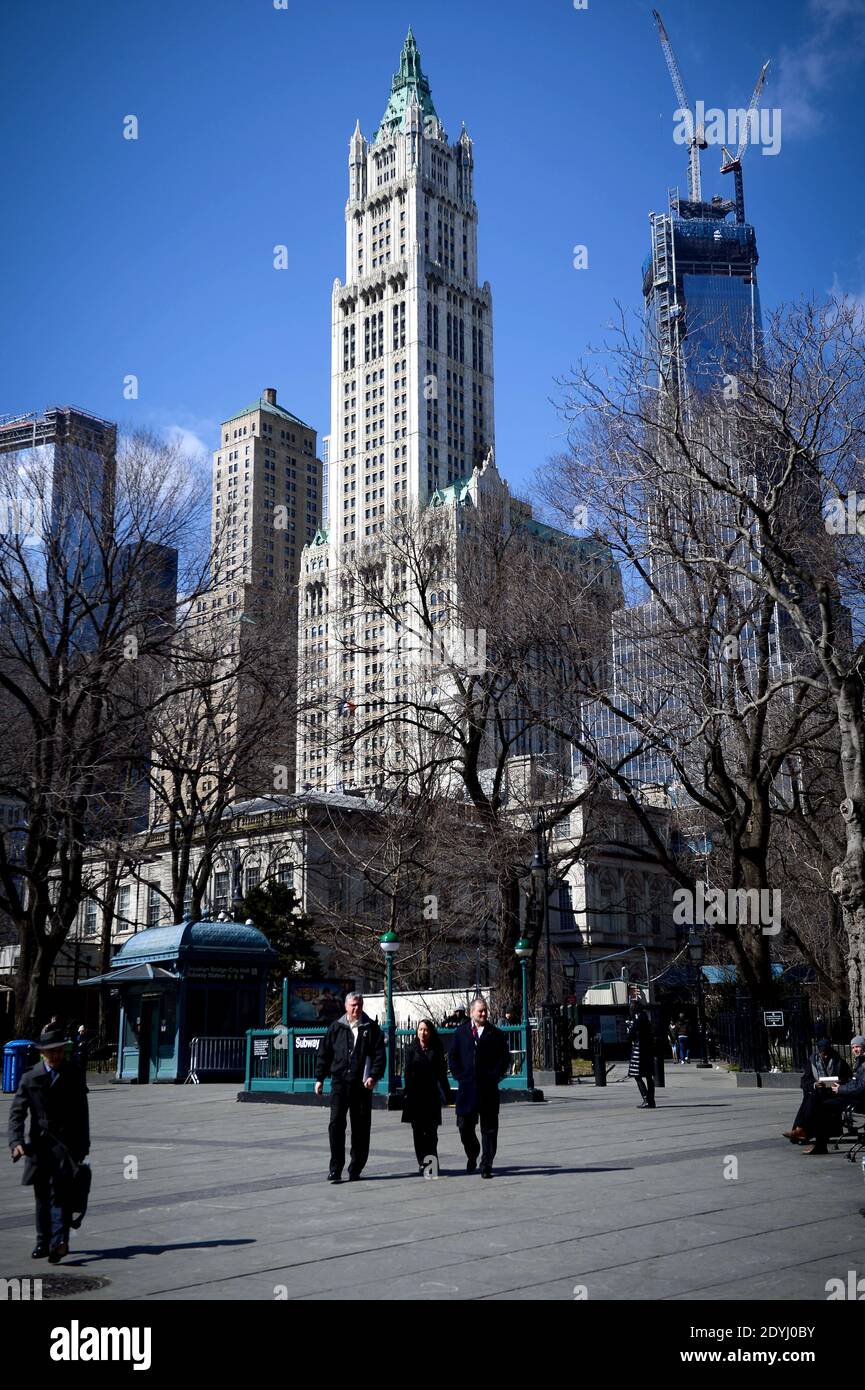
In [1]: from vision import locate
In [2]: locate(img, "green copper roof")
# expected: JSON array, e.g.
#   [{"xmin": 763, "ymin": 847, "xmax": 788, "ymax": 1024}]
[
  {"xmin": 224, "ymin": 396, "xmax": 313, "ymax": 431},
  {"xmin": 373, "ymin": 28, "xmax": 438, "ymax": 143},
  {"xmin": 429, "ymin": 473, "xmax": 474, "ymax": 507}
]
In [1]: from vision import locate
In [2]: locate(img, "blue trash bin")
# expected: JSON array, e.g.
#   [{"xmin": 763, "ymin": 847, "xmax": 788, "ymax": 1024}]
[{"xmin": 2, "ymin": 1040, "xmax": 36, "ymax": 1093}]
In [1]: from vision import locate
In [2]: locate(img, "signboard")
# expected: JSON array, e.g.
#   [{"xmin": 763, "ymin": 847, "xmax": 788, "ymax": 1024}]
[
  {"xmin": 287, "ymin": 978, "xmax": 354, "ymax": 1024},
  {"xmin": 763, "ymin": 1010, "xmax": 784, "ymax": 1028},
  {"xmin": 253, "ymin": 1038, "xmax": 269, "ymax": 1057},
  {"xmin": 185, "ymin": 965, "xmax": 261, "ymax": 982},
  {"xmin": 294, "ymin": 1035, "xmax": 321, "ymax": 1051},
  {"xmin": 529, "ymin": 1017, "xmax": 539, "ymax": 1030}
]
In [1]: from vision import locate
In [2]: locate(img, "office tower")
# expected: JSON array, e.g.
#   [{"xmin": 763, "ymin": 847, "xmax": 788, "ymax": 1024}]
[
  {"xmin": 0, "ymin": 405, "xmax": 116, "ymax": 595},
  {"xmin": 296, "ymin": 29, "xmax": 495, "ymax": 790},
  {"xmin": 295, "ymin": 31, "xmax": 618, "ymax": 794},
  {"xmin": 644, "ymin": 192, "xmax": 761, "ymax": 396},
  {"xmin": 211, "ymin": 388, "xmax": 321, "ymax": 591},
  {"xmin": 178, "ymin": 388, "xmax": 323, "ymax": 805}
]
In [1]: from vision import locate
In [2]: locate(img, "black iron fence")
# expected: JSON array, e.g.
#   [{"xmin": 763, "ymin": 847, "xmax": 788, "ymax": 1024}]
[{"xmin": 713, "ymin": 995, "xmax": 851, "ymax": 1072}]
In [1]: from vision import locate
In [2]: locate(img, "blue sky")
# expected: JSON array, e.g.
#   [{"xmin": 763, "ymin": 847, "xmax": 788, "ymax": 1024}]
[{"xmin": 3, "ymin": 0, "xmax": 864, "ymax": 497}]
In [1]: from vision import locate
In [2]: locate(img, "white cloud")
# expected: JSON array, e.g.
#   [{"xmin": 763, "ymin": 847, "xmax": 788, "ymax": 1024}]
[{"xmin": 775, "ymin": 0, "xmax": 865, "ymax": 139}]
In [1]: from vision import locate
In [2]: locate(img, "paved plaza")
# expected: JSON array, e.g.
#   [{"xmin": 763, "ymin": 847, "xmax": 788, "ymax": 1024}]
[{"xmin": 2, "ymin": 1066, "xmax": 864, "ymax": 1302}]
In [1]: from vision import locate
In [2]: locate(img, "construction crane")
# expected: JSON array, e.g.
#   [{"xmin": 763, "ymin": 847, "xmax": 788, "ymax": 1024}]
[
  {"xmin": 720, "ymin": 60, "xmax": 771, "ymax": 225},
  {"xmin": 652, "ymin": 8, "xmax": 706, "ymax": 205}
]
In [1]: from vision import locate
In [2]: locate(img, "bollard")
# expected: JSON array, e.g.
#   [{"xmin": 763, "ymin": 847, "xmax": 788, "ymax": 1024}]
[{"xmin": 592, "ymin": 1034, "xmax": 606, "ymax": 1087}]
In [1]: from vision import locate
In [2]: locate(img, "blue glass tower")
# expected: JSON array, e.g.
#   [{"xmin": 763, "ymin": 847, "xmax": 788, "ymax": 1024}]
[{"xmin": 643, "ymin": 192, "xmax": 761, "ymax": 395}]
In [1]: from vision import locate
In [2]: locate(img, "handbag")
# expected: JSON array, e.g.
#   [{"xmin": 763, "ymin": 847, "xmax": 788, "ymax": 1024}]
[{"xmin": 45, "ymin": 1129, "xmax": 92, "ymax": 1229}]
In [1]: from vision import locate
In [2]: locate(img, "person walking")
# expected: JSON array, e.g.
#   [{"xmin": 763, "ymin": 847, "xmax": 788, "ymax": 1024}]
[
  {"xmin": 627, "ymin": 997, "xmax": 656, "ymax": 1108},
  {"xmin": 675, "ymin": 1014, "xmax": 690, "ymax": 1064},
  {"xmin": 73, "ymin": 1025, "xmax": 90, "ymax": 1071},
  {"xmin": 402, "ymin": 1020, "xmax": 450, "ymax": 1174},
  {"xmin": 314, "ymin": 992, "xmax": 386, "ymax": 1183},
  {"xmin": 448, "ymin": 997, "xmax": 510, "ymax": 1179},
  {"xmin": 8, "ymin": 1024, "xmax": 90, "ymax": 1264}
]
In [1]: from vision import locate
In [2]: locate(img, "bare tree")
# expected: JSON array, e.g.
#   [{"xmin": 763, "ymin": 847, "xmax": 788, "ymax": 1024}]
[{"xmin": 0, "ymin": 430, "xmax": 209, "ymax": 1033}]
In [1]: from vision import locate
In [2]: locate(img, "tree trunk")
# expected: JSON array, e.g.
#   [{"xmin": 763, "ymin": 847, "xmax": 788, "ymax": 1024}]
[{"xmin": 15, "ymin": 937, "xmax": 61, "ymax": 1038}]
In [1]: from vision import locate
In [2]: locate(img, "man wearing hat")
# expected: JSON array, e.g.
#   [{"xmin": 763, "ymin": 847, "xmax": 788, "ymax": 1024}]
[
  {"xmin": 8, "ymin": 1024, "xmax": 90, "ymax": 1262},
  {"xmin": 801, "ymin": 1034, "xmax": 865, "ymax": 1155}
]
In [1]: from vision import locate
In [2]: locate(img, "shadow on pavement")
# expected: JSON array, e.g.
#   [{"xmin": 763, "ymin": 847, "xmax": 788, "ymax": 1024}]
[{"xmin": 63, "ymin": 1238, "xmax": 254, "ymax": 1265}]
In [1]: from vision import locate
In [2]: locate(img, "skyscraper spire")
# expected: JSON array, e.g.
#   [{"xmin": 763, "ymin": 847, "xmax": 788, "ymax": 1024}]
[{"xmin": 373, "ymin": 28, "xmax": 439, "ymax": 142}]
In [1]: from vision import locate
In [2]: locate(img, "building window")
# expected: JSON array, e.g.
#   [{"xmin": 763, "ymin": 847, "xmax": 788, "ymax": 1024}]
[
  {"xmin": 147, "ymin": 885, "xmax": 161, "ymax": 927},
  {"xmin": 213, "ymin": 871, "xmax": 229, "ymax": 914},
  {"xmin": 84, "ymin": 898, "xmax": 98, "ymax": 936}
]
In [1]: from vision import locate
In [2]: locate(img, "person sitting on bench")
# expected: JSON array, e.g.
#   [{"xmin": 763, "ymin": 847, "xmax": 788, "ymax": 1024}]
[
  {"xmin": 783, "ymin": 1039, "xmax": 850, "ymax": 1144},
  {"xmin": 801, "ymin": 1036, "xmax": 865, "ymax": 1155}
]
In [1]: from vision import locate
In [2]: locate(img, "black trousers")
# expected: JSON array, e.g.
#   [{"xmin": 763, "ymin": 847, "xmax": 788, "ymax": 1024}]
[
  {"xmin": 33, "ymin": 1165, "xmax": 71, "ymax": 1248},
  {"xmin": 328, "ymin": 1079, "xmax": 373, "ymax": 1176},
  {"xmin": 457, "ymin": 1107, "xmax": 498, "ymax": 1168},
  {"xmin": 410, "ymin": 1123, "xmax": 439, "ymax": 1168},
  {"xmin": 635, "ymin": 1075, "xmax": 655, "ymax": 1104}
]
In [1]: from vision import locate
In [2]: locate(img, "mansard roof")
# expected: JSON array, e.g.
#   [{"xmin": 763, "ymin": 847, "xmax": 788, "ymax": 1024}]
[{"xmin": 373, "ymin": 28, "xmax": 439, "ymax": 143}]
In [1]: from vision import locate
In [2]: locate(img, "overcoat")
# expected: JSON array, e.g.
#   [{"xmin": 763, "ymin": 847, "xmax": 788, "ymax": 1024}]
[
  {"xmin": 7, "ymin": 1061, "xmax": 90, "ymax": 1186},
  {"xmin": 448, "ymin": 1021, "xmax": 510, "ymax": 1116},
  {"xmin": 627, "ymin": 1010, "xmax": 655, "ymax": 1080},
  {"xmin": 401, "ymin": 1041, "xmax": 451, "ymax": 1127}
]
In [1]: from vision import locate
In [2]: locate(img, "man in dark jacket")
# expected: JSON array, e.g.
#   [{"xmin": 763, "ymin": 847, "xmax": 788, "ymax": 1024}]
[
  {"xmin": 448, "ymin": 997, "xmax": 510, "ymax": 1179},
  {"xmin": 802, "ymin": 1036, "xmax": 865, "ymax": 1154},
  {"xmin": 8, "ymin": 1024, "xmax": 90, "ymax": 1263},
  {"xmin": 314, "ymin": 992, "xmax": 386, "ymax": 1182}
]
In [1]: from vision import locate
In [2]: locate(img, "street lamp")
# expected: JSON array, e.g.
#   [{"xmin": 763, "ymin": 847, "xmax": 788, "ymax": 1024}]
[
  {"xmin": 379, "ymin": 930, "xmax": 400, "ymax": 1095},
  {"xmin": 514, "ymin": 937, "xmax": 535, "ymax": 1093},
  {"xmin": 530, "ymin": 811, "xmax": 557, "ymax": 1073},
  {"xmin": 687, "ymin": 930, "xmax": 711, "ymax": 1068}
]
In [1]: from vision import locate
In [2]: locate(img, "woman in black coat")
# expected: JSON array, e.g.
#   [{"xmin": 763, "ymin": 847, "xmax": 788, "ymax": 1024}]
[
  {"xmin": 402, "ymin": 1020, "xmax": 450, "ymax": 1173},
  {"xmin": 627, "ymin": 999, "xmax": 656, "ymax": 1109}
]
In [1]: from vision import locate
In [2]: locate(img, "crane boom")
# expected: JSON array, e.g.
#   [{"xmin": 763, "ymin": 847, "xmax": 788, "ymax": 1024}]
[
  {"xmin": 733, "ymin": 60, "xmax": 770, "ymax": 164},
  {"xmin": 652, "ymin": 8, "xmax": 703, "ymax": 203}
]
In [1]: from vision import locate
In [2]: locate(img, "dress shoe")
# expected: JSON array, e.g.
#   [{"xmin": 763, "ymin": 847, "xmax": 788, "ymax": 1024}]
[
  {"xmin": 48, "ymin": 1242, "xmax": 68, "ymax": 1264},
  {"xmin": 465, "ymin": 1156, "xmax": 478, "ymax": 1174},
  {"xmin": 326, "ymin": 1170, "xmax": 342, "ymax": 1183},
  {"xmin": 783, "ymin": 1128, "xmax": 807, "ymax": 1142},
  {"xmin": 347, "ymin": 1171, "xmax": 361, "ymax": 1182},
  {"xmin": 480, "ymin": 1166, "xmax": 493, "ymax": 1179},
  {"xmin": 801, "ymin": 1144, "xmax": 828, "ymax": 1155},
  {"xmin": 32, "ymin": 1244, "xmax": 48, "ymax": 1259}
]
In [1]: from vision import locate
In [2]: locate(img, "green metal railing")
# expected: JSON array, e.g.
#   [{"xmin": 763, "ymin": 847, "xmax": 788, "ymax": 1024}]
[{"xmin": 244, "ymin": 1025, "xmax": 528, "ymax": 1093}]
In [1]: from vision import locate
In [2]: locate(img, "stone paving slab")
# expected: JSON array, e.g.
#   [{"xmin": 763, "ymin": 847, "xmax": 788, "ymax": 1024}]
[{"xmin": 2, "ymin": 1066, "xmax": 863, "ymax": 1302}]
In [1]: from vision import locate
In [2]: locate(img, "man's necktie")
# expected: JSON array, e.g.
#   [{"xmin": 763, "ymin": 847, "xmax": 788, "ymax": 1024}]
[{"xmin": 472, "ymin": 1025, "xmax": 479, "ymax": 1043}]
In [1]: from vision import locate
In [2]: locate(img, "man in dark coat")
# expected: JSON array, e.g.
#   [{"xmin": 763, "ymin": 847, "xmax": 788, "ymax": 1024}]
[
  {"xmin": 8, "ymin": 1024, "xmax": 90, "ymax": 1263},
  {"xmin": 448, "ymin": 996, "xmax": 510, "ymax": 1178},
  {"xmin": 802, "ymin": 1036, "xmax": 865, "ymax": 1155},
  {"xmin": 314, "ymin": 992, "xmax": 386, "ymax": 1182},
  {"xmin": 627, "ymin": 997, "xmax": 656, "ymax": 1108},
  {"xmin": 783, "ymin": 1039, "xmax": 851, "ymax": 1143}
]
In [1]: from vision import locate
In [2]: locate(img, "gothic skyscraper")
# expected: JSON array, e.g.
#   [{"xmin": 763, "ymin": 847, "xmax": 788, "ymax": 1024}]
[{"xmin": 297, "ymin": 30, "xmax": 496, "ymax": 789}]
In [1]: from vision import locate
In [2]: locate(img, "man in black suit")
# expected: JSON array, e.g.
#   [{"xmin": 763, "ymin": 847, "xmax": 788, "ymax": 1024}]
[
  {"xmin": 448, "ymin": 996, "xmax": 510, "ymax": 1178},
  {"xmin": 314, "ymin": 992, "xmax": 386, "ymax": 1182},
  {"xmin": 8, "ymin": 1024, "xmax": 90, "ymax": 1264}
]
